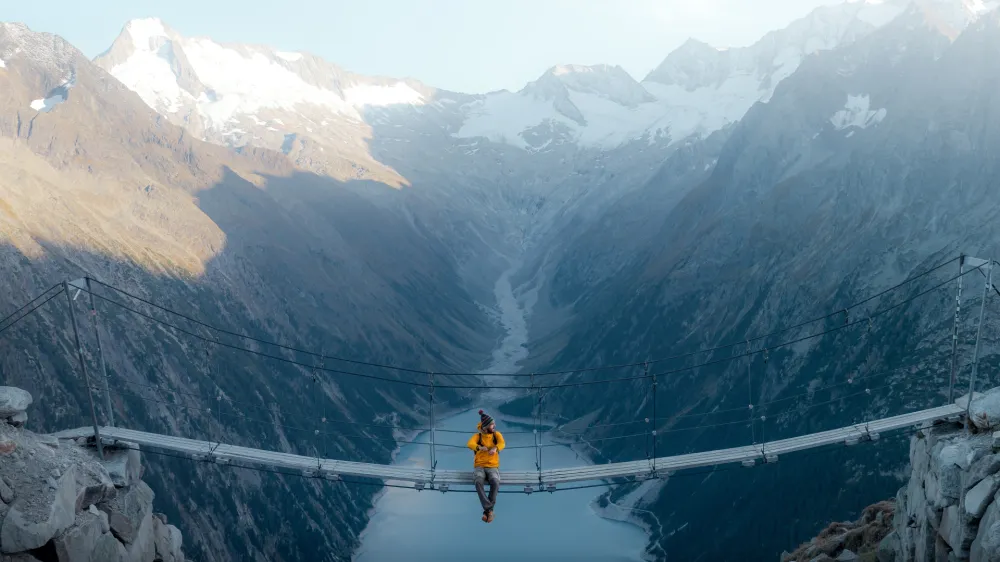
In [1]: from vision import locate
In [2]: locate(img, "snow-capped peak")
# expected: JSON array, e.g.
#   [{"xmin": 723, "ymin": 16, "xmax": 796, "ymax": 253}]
[
  {"xmin": 508, "ymin": 63, "xmax": 656, "ymax": 128},
  {"xmin": 95, "ymin": 18, "xmax": 427, "ymax": 142},
  {"xmin": 124, "ymin": 18, "xmax": 170, "ymax": 50},
  {"xmin": 457, "ymin": 0, "xmax": 914, "ymax": 151},
  {"xmin": 526, "ymin": 64, "xmax": 655, "ymax": 108}
]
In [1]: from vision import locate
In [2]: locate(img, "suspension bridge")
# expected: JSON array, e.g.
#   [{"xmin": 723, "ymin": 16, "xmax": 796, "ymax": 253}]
[{"xmin": 0, "ymin": 254, "xmax": 997, "ymax": 494}]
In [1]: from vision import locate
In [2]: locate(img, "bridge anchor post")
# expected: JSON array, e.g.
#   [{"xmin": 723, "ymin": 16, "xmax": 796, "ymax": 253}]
[
  {"xmin": 967, "ymin": 258, "xmax": 993, "ymax": 420},
  {"xmin": 73, "ymin": 278, "xmax": 115, "ymax": 428},
  {"xmin": 65, "ymin": 281, "xmax": 104, "ymax": 460},
  {"xmin": 948, "ymin": 255, "xmax": 966, "ymax": 403}
]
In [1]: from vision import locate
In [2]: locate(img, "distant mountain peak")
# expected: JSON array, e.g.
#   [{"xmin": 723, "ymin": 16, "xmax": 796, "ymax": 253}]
[
  {"xmin": 124, "ymin": 17, "xmax": 171, "ymax": 46},
  {"xmin": 94, "ymin": 19, "xmax": 430, "ymax": 145},
  {"xmin": 522, "ymin": 63, "xmax": 655, "ymax": 111}
]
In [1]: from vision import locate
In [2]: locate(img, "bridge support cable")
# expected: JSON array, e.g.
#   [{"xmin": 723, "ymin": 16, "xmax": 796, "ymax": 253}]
[
  {"xmin": 311, "ymin": 353, "xmax": 329, "ymax": 473},
  {"xmin": 64, "ymin": 281, "xmax": 104, "ymax": 460},
  {"xmin": 746, "ymin": 340, "xmax": 757, "ymax": 455},
  {"xmin": 428, "ymin": 372, "xmax": 437, "ymax": 480},
  {"xmin": 650, "ymin": 363, "xmax": 658, "ymax": 476},
  {"xmin": 948, "ymin": 255, "xmax": 967, "ymax": 403},
  {"xmin": 862, "ymin": 316, "xmax": 875, "ymax": 437},
  {"xmin": 966, "ymin": 258, "xmax": 994, "ymax": 419},
  {"xmin": 525, "ymin": 372, "xmax": 539, "ymax": 494},
  {"xmin": 83, "ymin": 254, "xmax": 960, "ymax": 382},
  {"xmin": 530, "ymin": 373, "xmax": 539, "ymax": 466},
  {"xmin": 75, "ymin": 263, "xmax": 978, "ymax": 391},
  {"xmin": 536, "ymin": 388, "xmax": 545, "ymax": 491},
  {"xmin": 642, "ymin": 364, "xmax": 650, "ymax": 473},
  {"xmin": 759, "ymin": 349, "xmax": 771, "ymax": 461},
  {"xmin": 203, "ymin": 337, "xmax": 223, "ymax": 458}
]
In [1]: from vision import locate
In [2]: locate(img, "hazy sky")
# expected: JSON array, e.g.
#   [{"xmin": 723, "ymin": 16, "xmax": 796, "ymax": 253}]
[{"xmin": 6, "ymin": 0, "xmax": 840, "ymax": 93}]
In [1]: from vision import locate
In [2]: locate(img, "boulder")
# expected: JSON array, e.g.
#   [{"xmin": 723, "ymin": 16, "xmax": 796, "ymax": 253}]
[
  {"xmin": 75, "ymin": 462, "xmax": 115, "ymax": 513},
  {"xmin": 958, "ymin": 392, "xmax": 986, "ymax": 412},
  {"xmin": 89, "ymin": 532, "xmax": 128, "ymax": 562},
  {"xmin": 0, "ymin": 387, "xmax": 31, "ymax": 417},
  {"xmin": 153, "ymin": 517, "xmax": 183, "ymax": 562},
  {"xmin": 53, "ymin": 510, "xmax": 104, "ymax": 562},
  {"xmin": 0, "ymin": 467, "xmax": 77, "ymax": 553},
  {"xmin": 877, "ymin": 530, "xmax": 899, "ymax": 562},
  {"xmin": 101, "ymin": 446, "xmax": 142, "ymax": 489},
  {"xmin": 941, "ymin": 505, "xmax": 960, "ymax": 550},
  {"xmin": 836, "ymin": 550, "xmax": 859, "ymax": 561},
  {"xmin": 929, "ymin": 442, "xmax": 964, "ymax": 506},
  {"xmin": 941, "ymin": 504, "xmax": 978, "ymax": 555},
  {"xmin": 972, "ymin": 493, "xmax": 1000, "ymax": 562},
  {"xmin": 125, "ymin": 511, "xmax": 154, "ymax": 562},
  {"xmin": 100, "ymin": 482, "xmax": 153, "ymax": 545},
  {"xmin": 88, "ymin": 505, "xmax": 109, "ymax": 534},
  {"xmin": 911, "ymin": 435, "xmax": 930, "ymax": 476},
  {"xmin": 8, "ymin": 412, "xmax": 26, "ymax": 427},
  {"xmin": 970, "ymin": 389, "xmax": 1000, "ymax": 431},
  {"xmin": 967, "ymin": 474, "xmax": 1000, "ymax": 519},
  {"xmin": 967, "ymin": 455, "xmax": 1000, "ymax": 492}
]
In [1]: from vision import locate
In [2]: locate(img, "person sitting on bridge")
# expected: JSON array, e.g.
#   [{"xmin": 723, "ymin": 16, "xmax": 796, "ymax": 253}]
[{"xmin": 467, "ymin": 409, "xmax": 505, "ymax": 523}]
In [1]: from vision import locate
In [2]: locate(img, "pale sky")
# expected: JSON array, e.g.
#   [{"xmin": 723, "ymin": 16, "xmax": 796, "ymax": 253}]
[{"xmin": 4, "ymin": 0, "xmax": 840, "ymax": 94}]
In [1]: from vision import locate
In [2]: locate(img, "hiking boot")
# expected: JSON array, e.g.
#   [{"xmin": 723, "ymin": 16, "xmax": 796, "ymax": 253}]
[
  {"xmin": 482, "ymin": 511, "xmax": 489, "ymax": 522},
  {"xmin": 486, "ymin": 511, "xmax": 495, "ymax": 523}
]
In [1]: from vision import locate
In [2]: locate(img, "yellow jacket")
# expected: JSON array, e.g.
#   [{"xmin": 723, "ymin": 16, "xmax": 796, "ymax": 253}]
[{"xmin": 466, "ymin": 423, "xmax": 505, "ymax": 468}]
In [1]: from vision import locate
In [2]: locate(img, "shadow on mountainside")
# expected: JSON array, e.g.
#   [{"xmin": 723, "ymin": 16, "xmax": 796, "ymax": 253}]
[{"xmin": 0, "ymin": 163, "xmax": 503, "ymax": 562}]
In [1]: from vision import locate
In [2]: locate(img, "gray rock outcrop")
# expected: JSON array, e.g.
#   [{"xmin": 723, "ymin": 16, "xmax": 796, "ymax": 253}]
[
  {"xmin": 786, "ymin": 390, "xmax": 1000, "ymax": 562},
  {"xmin": 0, "ymin": 387, "xmax": 185, "ymax": 562},
  {"xmin": 878, "ymin": 390, "xmax": 1000, "ymax": 561}
]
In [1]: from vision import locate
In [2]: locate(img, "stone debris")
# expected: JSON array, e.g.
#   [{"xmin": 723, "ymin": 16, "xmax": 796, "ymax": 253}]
[{"xmin": 0, "ymin": 468, "xmax": 76, "ymax": 552}]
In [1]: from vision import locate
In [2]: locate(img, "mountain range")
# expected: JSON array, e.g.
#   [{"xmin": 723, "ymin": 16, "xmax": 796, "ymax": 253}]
[{"xmin": 4, "ymin": 0, "xmax": 1000, "ymax": 560}]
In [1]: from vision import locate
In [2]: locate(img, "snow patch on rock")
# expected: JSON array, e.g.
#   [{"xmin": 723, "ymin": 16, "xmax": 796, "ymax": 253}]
[{"xmin": 830, "ymin": 94, "xmax": 887, "ymax": 130}]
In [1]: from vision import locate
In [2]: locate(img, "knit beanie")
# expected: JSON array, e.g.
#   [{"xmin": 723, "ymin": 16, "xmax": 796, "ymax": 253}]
[{"xmin": 479, "ymin": 410, "xmax": 494, "ymax": 429}]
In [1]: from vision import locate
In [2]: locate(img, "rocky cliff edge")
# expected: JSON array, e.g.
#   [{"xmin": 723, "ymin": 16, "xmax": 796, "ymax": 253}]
[
  {"xmin": 783, "ymin": 387, "xmax": 1000, "ymax": 562},
  {"xmin": 0, "ymin": 386, "xmax": 185, "ymax": 562}
]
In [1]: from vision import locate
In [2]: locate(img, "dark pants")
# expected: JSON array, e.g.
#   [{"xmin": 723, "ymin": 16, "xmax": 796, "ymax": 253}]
[{"xmin": 474, "ymin": 467, "xmax": 500, "ymax": 512}]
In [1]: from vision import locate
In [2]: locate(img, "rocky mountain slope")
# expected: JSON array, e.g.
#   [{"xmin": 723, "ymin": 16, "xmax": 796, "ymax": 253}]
[{"xmin": 524, "ymin": 2, "xmax": 1000, "ymax": 560}]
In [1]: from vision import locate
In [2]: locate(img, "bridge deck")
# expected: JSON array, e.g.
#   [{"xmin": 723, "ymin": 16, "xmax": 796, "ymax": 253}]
[{"xmin": 53, "ymin": 403, "xmax": 963, "ymax": 489}]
